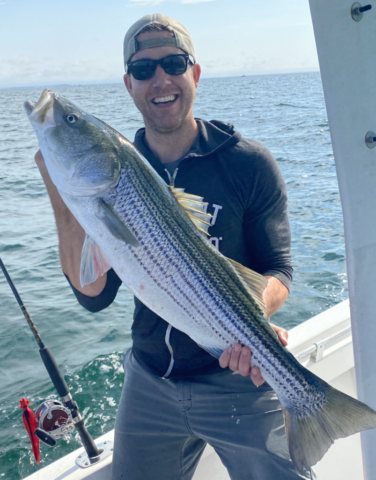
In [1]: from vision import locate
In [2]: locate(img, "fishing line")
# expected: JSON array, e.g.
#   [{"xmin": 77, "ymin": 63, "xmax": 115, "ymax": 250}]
[{"xmin": 0, "ymin": 256, "xmax": 101, "ymax": 462}]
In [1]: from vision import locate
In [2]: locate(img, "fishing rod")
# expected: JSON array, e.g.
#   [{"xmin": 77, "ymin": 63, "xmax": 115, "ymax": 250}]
[{"xmin": 0, "ymin": 256, "xmax": 111, "ymax": 467}]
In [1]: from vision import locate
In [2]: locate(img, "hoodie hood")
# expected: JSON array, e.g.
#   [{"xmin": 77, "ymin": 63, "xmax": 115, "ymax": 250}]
[{"xmin": 133, "ymin": 119, "xmax": 242, "ymax": 180}]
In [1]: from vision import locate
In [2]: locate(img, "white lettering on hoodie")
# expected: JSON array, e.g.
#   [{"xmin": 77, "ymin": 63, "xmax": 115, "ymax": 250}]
[{"xmin": 209, "ymin": 204, "xmax": 223, "ymax": 250}]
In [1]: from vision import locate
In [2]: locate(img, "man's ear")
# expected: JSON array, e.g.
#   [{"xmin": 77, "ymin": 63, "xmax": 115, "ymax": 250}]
[
  {"xmin": 192, "ymin": 63, "xmax": 201, "ymax": 88},
  {"xmin": 124, "ymin": 74, "xmax": 133, "ymax": 98}
]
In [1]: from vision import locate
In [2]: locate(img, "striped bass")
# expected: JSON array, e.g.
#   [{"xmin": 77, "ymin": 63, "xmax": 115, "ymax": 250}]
[{"xmin": 25, "ymin": 89, "xmax": 376, "ymax": 475}]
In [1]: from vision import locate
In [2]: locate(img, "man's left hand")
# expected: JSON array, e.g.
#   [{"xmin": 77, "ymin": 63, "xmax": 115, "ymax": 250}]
[{"xmin": 218, "ymin": 324, "xmax": 288, "ymax": 387}]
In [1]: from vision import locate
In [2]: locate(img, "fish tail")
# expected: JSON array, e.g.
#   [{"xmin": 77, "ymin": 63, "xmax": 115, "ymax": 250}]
[{"xmin": 282, "ymin": 372, "xmax": 376, "ymax": 474}]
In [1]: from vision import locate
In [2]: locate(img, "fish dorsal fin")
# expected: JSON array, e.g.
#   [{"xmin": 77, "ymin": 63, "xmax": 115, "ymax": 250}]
[
  {"xmin": 169, "ymin": 186, "xmax": 212, "ymax": 236},
  {"xmin": 228, "ymin": 258, "xmax": 268, "ymax": 318},
  {"xmin": 80, "ymin": 234, "xmax": 111, "ymax": 287}
]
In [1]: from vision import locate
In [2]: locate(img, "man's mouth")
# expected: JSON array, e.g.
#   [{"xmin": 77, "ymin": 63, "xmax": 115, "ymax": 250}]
[{"xmin": 152, "ymin": 95, "xmax": 178, "ymax": 105}]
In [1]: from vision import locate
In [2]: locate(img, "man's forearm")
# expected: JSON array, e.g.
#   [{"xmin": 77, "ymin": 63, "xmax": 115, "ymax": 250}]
[
  {"xmin": 263, "ymin": 275, "xmax": 289, "ymax": 318},
  {"xmin": 35, "ymin": 151, "xmax": 107, "ymax": 297}
]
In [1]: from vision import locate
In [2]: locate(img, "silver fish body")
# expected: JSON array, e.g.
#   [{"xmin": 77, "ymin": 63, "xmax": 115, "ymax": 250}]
[{"xmin": 25, "ymin": 90, "xmax": 376, "ymax": 475}]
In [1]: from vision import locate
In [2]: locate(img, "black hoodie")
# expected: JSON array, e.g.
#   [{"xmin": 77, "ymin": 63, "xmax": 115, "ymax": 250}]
[{"xmin": 67, "ymin": 119, "xmax": 293, "ymax": 378}]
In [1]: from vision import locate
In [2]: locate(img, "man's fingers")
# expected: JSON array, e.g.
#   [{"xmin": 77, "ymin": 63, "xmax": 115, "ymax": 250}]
[
  {"xmin": 218, "ymin": 327, "xmax": 287, "ymax": 385},
  {"xmin": 219, "ymin": 346, "xmax": 232, "ymax": 368},
  {"xmin": 279, "ymin": 330, "xmax": 288, "ymax": 346},
  {"xmin": 229, "ymin": 344, "xmax": 242, "ymax": 372},
  {"xmin": 250, "ymin": 366, "xmax": 265, "ymax": 387},
  {"xmin": 238, "ymin": 347, "xmax": 251, "ymax": 376},
  {"xmin": 270, "ymin": 323, "xmax": 289, "ymax": 347},
  {"xmin": 218, "ymin": 344, "xmax": 265, "ymax": 386}
]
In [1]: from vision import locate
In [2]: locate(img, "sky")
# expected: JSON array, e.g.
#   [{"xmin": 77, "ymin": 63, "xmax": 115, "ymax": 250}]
[{"xmin": 0, "ymin": 0, "xmax": 319, "ymax": 89}]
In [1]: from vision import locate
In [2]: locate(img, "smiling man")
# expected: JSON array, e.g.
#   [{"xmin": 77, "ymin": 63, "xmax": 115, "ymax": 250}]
[
  {"xmin": 109, "ymin": 14, "xmax": 309, "ymax": 480},
  {"xmin": 34, "ymin": 13, "xmax": 312, "ymax": 480}
]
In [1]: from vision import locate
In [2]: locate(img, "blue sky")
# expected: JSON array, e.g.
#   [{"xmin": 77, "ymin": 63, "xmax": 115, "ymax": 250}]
[{"xmin": 0, "ymin": 0, "xmax": 319, "ymax": 88}]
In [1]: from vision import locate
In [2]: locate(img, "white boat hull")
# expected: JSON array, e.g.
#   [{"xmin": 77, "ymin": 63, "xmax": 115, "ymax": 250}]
[{"xmin": 24, "ymin": 300, "xmax": 363, "ymax": 480}]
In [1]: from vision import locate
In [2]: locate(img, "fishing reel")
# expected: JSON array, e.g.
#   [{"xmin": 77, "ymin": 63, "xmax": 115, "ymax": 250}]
[{"xmin": 34, "ymin": 399, "xmax": 75, "ymax": 446}]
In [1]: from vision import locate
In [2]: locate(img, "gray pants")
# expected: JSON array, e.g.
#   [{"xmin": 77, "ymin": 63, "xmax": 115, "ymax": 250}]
[{"xmin": 112, "ymin": 350, "xmax": 313, "ymax": 480}]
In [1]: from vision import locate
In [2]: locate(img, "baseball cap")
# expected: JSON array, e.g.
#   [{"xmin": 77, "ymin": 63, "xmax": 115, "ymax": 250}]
[{"xmin": 123, "ymin": 14, "xmax": 196, "ymax": 71}]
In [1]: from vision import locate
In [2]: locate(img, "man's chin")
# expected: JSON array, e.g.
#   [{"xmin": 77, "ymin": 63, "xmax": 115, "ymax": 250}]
[{"xmin": 149, "ymin": 117, "xmax": 185, "ymax": 135}]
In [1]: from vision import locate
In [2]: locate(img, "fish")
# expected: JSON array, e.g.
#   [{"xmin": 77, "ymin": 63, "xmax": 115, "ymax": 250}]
[{"xmin": 25, "ymin": 89, "xmax": 376, "ymax": 475}]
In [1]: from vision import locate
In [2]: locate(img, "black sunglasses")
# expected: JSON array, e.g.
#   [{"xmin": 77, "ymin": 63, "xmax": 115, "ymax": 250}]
[{"xmin": 127, "ymin": 54, "xmax": 191, "ymax": 81}]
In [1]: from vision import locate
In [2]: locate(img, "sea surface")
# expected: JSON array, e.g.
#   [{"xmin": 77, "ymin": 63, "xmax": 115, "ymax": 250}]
[{"xmin": 0, "ymin": 73, "xmax": 346, "ymax": 479}]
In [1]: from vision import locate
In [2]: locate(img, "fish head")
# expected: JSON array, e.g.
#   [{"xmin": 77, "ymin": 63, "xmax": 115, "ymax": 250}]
[{"xmin": 24, "ymin": 89, "xmax": 121, "ymax": 197}]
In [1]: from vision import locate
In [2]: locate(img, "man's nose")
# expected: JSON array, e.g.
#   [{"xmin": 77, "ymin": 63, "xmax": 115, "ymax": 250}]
[{"xmin": 152, "ymin": 64, "xmax": 172, "ymax": 87}]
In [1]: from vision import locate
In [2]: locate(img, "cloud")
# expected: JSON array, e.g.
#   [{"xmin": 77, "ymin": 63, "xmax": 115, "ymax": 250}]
[
  {"xmin": 198, "ymin": 50, "xmax": 317, "ymax": 76},
  {"xmin": 0, "ymin": 55, "xmax": 123, "ymax": 88},
  {"xmin": 130, "ymin": 0, "xmax": 214, "ymax": 5}
]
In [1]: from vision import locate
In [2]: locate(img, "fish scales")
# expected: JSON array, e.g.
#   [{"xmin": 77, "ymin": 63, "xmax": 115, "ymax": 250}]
[
  {"xmin": 112, "ymin": 148, "xmax": 264, "ymax": 340},
  {"xmin": 25, "ymin": 90, "xmax": 376, "ymax": 475},
  {"xmin": 111, "ymin": 149, "xmax": 312, "ymax": 406},
  {"xmin": 78, "ymin": 154, "xmax": 344, "ymax": 418},
  {"xmin": 116, "ymin": 177, "xmax": 235, "ymax": 338},
  {"xmin": 119, "ymin": 156, "xmax": 273, "ymax": 344}
]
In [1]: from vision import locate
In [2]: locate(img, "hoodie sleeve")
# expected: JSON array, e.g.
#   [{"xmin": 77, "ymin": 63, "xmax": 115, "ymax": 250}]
[
  {"xmin": 243, "ymin": 142, "xmax": 293, "ymax": 291},
  {"xmin": 65, "ymin": 268, "xmax": 122, "ymax": 312}
]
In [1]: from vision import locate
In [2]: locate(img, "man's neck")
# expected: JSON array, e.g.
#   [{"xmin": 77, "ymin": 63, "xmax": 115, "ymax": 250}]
[{"xmin": 144, "ymin": 118, "xmax": 198, "ymax": 164}]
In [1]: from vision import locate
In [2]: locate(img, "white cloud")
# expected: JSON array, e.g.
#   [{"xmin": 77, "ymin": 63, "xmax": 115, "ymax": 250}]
[
  {"xmin": 198, "ymin": 50, "xmax": 318, "ymax": 77},
  {"xmin": 0, "ymin": 55, "xmax": 123, "ymax": 88}
]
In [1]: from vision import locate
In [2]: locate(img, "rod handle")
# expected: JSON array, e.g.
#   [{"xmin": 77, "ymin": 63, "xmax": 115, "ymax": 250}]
[
  {"xmin": 75, "ymin": 420, "xmax": 101, "ymax": 459},
  {"xmin": 39, "ymin": 347, "xmax": 70, "ymax": 398}
]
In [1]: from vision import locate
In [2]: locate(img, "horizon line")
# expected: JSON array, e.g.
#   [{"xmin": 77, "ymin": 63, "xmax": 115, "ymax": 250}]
[{"xmin": 0, "ymin": 69, "xmax": 320, "ymax": 91}]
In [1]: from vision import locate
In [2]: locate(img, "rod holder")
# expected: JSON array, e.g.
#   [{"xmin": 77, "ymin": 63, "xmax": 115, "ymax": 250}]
[
  {"xmin": 76, "ymin": 440, "xmax": 114, "ymax": 468},
  {"xmin": 351, "ymin": 2, "xmax": 372, "ymax": 21}
]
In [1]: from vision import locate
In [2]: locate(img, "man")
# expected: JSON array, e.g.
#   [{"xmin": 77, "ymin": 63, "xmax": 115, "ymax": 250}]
[{"xmin": 35, "ymin": 13, "xmax": 312, "ymax": 480}]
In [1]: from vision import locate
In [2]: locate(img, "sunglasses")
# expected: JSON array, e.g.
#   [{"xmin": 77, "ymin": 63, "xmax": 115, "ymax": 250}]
[{"xmin": 127, "ymin": 54, "xmax": 192, "ymax": 81}]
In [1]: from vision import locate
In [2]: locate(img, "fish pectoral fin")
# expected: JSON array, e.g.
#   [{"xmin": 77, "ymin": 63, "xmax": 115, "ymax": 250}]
[
  {"xmin": 227, "ymin": 258, "xmax": 268, "ymax": 318},
  {"xmin": 198, "ymin": 344, "xmax": 224, "ymax": 359},
  {"xmin": 96, "ymin": 199, "xmax": 139, "ymax": 247},
  {"xmin": 80, "ymin": 234, "xmax": 111, "ymax": 287},
  {"xmin": 169, "ymin": 186, "xmax": 212, "ymax": 237}
]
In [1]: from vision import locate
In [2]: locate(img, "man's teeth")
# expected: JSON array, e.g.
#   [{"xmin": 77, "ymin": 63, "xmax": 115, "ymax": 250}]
[{"xmin": 153, "ymin": 95, "xmax": 177, "ymax": 104}]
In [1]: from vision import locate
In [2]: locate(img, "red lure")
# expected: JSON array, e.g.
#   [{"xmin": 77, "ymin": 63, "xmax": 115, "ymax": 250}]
[{"xmin": 19, "ymin": 398, "xmax": 40, "ymax": 463}]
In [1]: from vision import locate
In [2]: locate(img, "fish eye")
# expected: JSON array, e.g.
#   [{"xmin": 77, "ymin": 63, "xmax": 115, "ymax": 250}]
[{"xmin": 66, "ymin": 114, "xmax": 77, "ymax": 124}]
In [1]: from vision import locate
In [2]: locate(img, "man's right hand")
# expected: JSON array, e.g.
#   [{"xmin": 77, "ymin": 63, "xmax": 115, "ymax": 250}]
[{"xmin": 219, "ymin": 325, "xmax": 288, "ymax": 387}]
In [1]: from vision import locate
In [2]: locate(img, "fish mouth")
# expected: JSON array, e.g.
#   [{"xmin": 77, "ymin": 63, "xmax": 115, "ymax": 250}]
[
  {"xmin": 25, "ymin": 89, "xmax": 56, "ymax": 128},
  {"xmin": 24, "ymin": 100, "xmax": 36, "ymax": 117}
]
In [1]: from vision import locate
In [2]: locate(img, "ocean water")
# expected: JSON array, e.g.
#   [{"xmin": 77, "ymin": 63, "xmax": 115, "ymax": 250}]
[{"xmin": 0, "ymin": 73, "xmax": 346, "ymax": 479}]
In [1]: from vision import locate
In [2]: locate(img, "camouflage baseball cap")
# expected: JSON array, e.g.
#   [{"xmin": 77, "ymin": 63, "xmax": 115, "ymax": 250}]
[{"xmin": 123, "ymin": 14, "xmax": 196, "ymax": 71}]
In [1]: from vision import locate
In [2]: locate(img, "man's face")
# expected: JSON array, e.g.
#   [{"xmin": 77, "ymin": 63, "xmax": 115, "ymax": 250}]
[{"xmin": 124, "ymin": 30, "xmax": 201, "ymax": 135}]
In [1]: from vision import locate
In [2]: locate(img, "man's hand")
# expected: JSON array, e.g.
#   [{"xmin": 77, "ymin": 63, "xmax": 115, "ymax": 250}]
[{"xmin": 218, "ymin": 324, "xmax": 288, "ymax": 387}]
